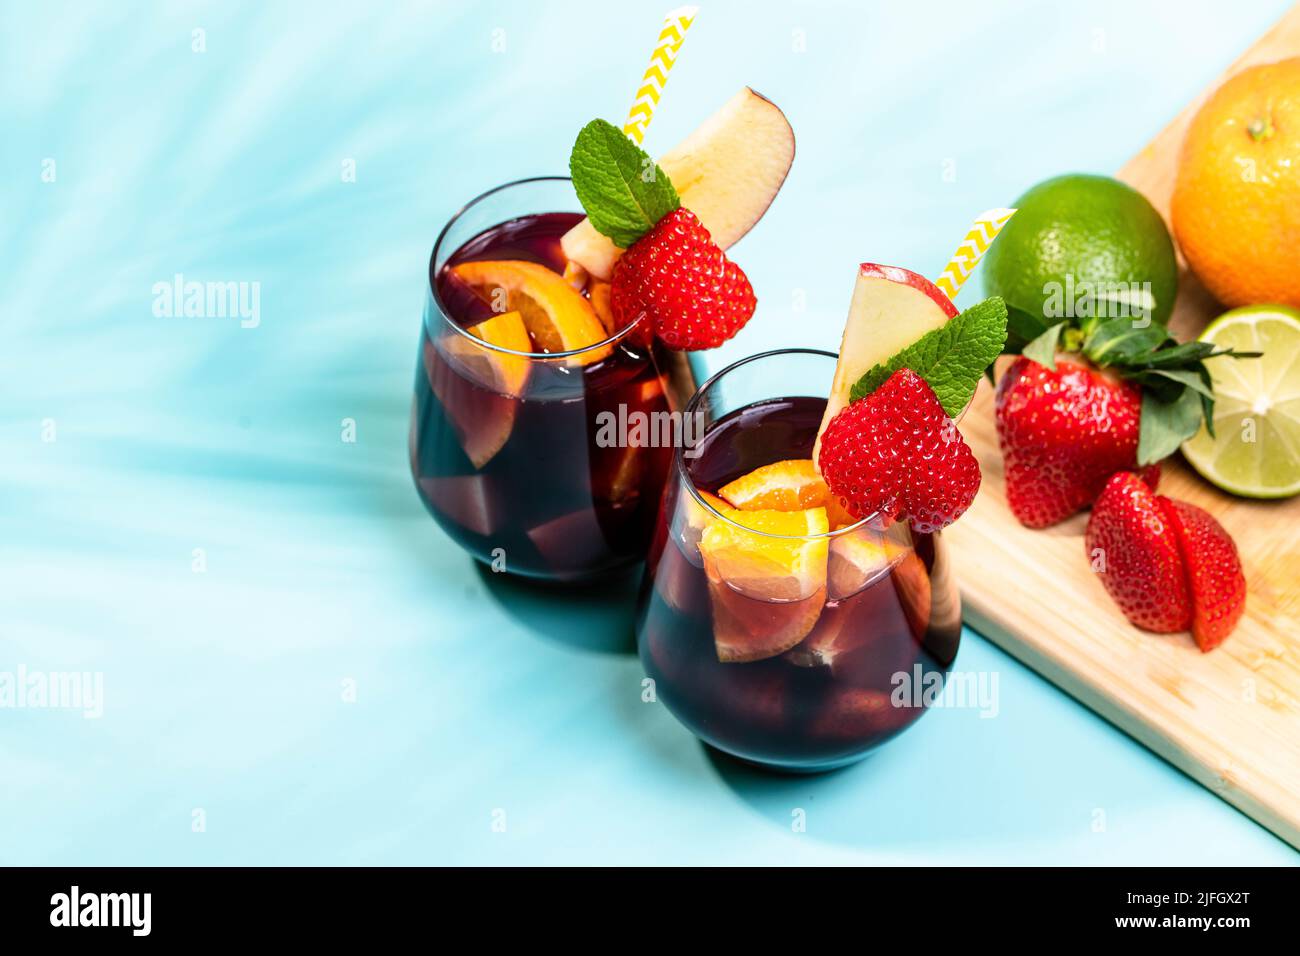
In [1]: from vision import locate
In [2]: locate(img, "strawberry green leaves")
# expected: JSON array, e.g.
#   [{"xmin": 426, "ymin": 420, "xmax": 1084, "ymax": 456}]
[
  {"xmin": 1138, "ymin": 388, "xmax": 1205, "ymax": 465},
  {"xmin": 1073, "ymin": 317, "xmax": 1260, "ymax": 465},
  {"xmin": 569, "ymin": 119, "xmax": 680, "ymax": 248},
  {"xmin": 1016, "ymin": 313, "xmax": 1260, "ymax": 465},
  {"xmin": 1021, "ymin": 321, "xmax": 1065, "ymax": 370},
  {"xmin": 1081, "ymin": 316, "xmax": 1167, "ymax": 365},
  {"xmin": 850, "ymin": 297, "xmax": 1008, "ymax": 417}
]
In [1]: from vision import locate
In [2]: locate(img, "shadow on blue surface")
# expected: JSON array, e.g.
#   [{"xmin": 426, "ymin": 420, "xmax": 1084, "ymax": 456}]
[{"xmin": 473, "ymin": 562, "xmax": 641, "ymax": 656}]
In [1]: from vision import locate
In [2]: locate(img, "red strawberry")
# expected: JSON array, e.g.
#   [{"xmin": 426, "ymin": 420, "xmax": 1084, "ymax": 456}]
[
  {"xmin": 996, "ymin": 356, "xmax": 1160, "ymax": 528},
  {"xmin": 610, "ymin": 208, "xmax": 756, "ymax": 351},
  {"xmin": 818, "ymin": 368, "xmax": 981, "ymax": 534},
  {"xmin": 1160, "ymin": 499, "xmax": 1246, "ymax": 651},
  {"xmin": 1084, "ymin": 472, "xmax": 1192, "ymax": 633}
]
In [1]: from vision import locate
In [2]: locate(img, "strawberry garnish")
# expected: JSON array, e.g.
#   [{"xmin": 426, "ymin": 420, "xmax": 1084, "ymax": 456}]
[
  {"xmin": 817, "ymin": 368, "xmax": 981, "ymax": 533},
  {"xmin": 1085, "ymin": 472, "xmax": 1246, "ymax": 648},
  {"xmin": 610, "ymin": 208, "xmax": 756, "ymax": 351},
  {"xmin": 996, "ymin": 356, "xmax": 1161, "ymax": 528}
]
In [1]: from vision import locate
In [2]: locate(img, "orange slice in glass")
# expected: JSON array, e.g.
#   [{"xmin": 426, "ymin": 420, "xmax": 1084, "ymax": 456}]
[
  {"xmin": 433, "ymin": 311, "xmax": 532, "ymax": 469},
  {"xmin": 452, "ymin": 260, "xmax": 609, "ymax": 362},
  {"xmin": 719, "ymin": 459, "xmax": 830, "ymax": 511},
  {"xmin": 588, "ymin": 280, "xmax": 616, "ymax": 335},
  {"xmin": 454, "ymin": 311, "xmax": 531, "ymax": 392},
  {"xmin": 717, "ymin": 458, "xmax": 864, "ymax": 528},
  {"xmin": 698, "ymin": 505, "xmax": 829, "ymax": 661}
]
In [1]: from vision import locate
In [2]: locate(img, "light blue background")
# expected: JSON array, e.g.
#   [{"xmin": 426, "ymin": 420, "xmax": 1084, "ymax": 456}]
[{"xmin": 4, "ymin": 0, "xmax": 1297, "ymax": 864}]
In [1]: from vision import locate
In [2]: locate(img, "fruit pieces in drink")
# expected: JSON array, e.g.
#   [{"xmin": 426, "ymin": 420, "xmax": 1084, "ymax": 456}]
[
  {"xmin": 809, "ymin": 685, "xmax": 921, "ymax": 744},
  {"xmin": 697, "ymin": 502, "xmax": 829, "ymax": 662},
  {"xmin": 692, "ymin": 457, "xmax": 933, "ymax": 669},
  {"xmin": 718, "ymin": 458, "xmax": 857, "ymax": 527},
  {"xmin": 417, "ymin": 473, "xmax": 505, "ymax": 539},
  {"xmin": 451, "ymin": 259, "xmax": 609, "ymax": 360},
  {"xmin": 432, "ymin": 311, "xmax": 532, "ymax": 469},
  {"xmin": 640, "ymin": 391, "xmax": 960, "ymax": 770},
  {"xmin": 787, "ymin": 538, "xmax": 930, "ymax": 686},
  {"xmin": 720, "ymin": 458, "xmax": 827, "ymax": 511},
  {"xmin": 826, "ymin": 525, "xmax": 921, "ymax": 606},
  {"xmin": 417, "ymin": 210, "xmax": 675, "ymax": 580}
]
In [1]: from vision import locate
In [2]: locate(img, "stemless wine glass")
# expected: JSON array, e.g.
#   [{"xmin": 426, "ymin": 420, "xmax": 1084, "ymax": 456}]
[
  {"xmin": 410, "ymin": 178, "xmax": 679, "ymax": 582},
  {"xmin": 635, "ymin": 349, "xmax": 963, "ymax": 771}
]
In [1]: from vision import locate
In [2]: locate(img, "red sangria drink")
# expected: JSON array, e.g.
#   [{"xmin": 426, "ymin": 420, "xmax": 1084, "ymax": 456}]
[
  {"xmin": 412, "ymin": 178, "xmax": 676, "ymax": 581},
  {"xmin": 410, "ymin": 87, "xmax": 796, "ymax": 582},
  {"xmin": 637, "ymin": 351, "xmax": 962, "ymax": 770},
  {"xmin": 636, "ymin": 267, "xmax": 1009, "ymax": 770}
]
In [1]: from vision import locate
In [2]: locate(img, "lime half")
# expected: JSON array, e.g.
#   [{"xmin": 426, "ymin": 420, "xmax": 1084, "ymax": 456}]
[{"xmin": 1181, "ymin": 305, "xmax": 1300, "ymax": 498}]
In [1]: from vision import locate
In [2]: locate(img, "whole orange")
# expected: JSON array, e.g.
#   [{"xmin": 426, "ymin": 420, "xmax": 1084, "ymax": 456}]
[{"xmin": 1171, "ymin": 57, "xmax": 1300, "ymax": 309}]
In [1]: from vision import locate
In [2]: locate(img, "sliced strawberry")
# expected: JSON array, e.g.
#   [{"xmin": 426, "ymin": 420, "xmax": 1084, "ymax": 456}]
[
  {"xmin": 610, "ymin": 208, "xmax": 756, "ymax": 351},
  {"xmin": 817, "ymin": 369, "xmax": 981, "ymax": 533},
  {"xmin": 1084, "ymin": 472, "xmax": 1192, "ymax": 633},
  {"xmin": 1159, "ymin": 499, "xmax": 1246, "ymax": 651}
]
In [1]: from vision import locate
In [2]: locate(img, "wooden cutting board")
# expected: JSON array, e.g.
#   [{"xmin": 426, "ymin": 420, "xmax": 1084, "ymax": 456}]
[{"xmin": 947, "ymin": 5, "xmax": 1300, "ymax": 849}]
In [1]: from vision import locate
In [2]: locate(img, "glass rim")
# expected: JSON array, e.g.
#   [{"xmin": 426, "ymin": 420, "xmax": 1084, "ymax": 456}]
[
  {"xmin": 428, "ymin": 175, "xmax": 648, "ymax": 360},
  {"xmin": 676, "ymin": 347, "xmax": 885, "ymax": 540}
]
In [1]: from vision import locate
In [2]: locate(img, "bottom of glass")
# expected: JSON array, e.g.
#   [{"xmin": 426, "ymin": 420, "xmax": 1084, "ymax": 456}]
[{"xmin": 704, "ymin": 741, "xmax": 891, "ymax": 774}]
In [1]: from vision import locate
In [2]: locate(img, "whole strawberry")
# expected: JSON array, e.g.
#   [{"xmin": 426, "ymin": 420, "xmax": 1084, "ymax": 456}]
[
  {"xmin": 818, "ymin": 368, "xmax": 981, "ymax": 533},
  {"xmin": 611, "ymin": 208, "xmax": 756, "ymax": 350},
  {"xmin": 996, "ymin": 356, "xmax": 1160, "ymax": 527},
  {"xmin": 992, "ymin": 300, "xmax": 1259, "ymax": 529}
]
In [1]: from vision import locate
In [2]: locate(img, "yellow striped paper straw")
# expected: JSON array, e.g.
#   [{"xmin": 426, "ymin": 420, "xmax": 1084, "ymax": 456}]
[
  {"xmin": 935, "ymin": 207, "xmax": 1017, "ymax": 301},
  {"xmin": 622, "ymin": 6, "xmax": 699, "ymax": 146}
]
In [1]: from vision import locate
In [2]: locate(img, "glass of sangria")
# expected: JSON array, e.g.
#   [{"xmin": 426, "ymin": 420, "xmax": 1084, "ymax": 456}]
[
  {"xmin": 410, "ymin": 177, "xmax": 682, "ymax": 582},
  {"xmin": 636, "ymin": 349, "xmax": 964, "ymax": 771}
]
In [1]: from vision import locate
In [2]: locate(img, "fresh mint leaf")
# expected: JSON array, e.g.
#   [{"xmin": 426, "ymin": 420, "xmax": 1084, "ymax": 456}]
[
  {"xmin": 1137, "ymin": 386, "xmax": 1202, "ymax": 465},
  {"xmin": 850, "ymin": 296, "xmax": 1009, "ymax": 416},
  {"xmin": 1022, "ymin": 322, "xmax": 1065, "ymax": 370},
  {"xmin": 569, "ymin": 119, "xmax": 679, "ymax": 248}
]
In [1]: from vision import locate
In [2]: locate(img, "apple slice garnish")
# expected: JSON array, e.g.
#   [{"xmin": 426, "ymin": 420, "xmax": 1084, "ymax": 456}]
[
  {"xmin": 812, "ymin": 263, "xmax": 958, "ymax": 466},
  {"xmin": 561, "ymin": 88, "xmax": 795, "ymax": 281}
]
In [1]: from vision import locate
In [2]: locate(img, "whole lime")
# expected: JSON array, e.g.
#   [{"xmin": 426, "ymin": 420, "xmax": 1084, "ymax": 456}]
[{"xmin": 983, "ymin": 174, "xmax": 1179, "ymax": 344}]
